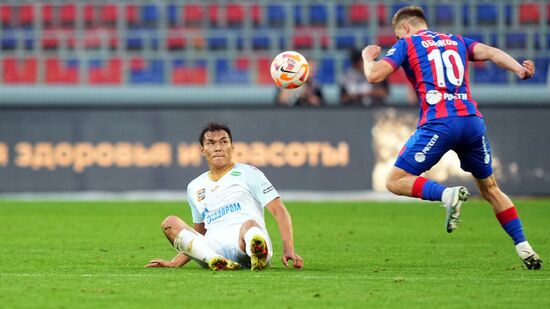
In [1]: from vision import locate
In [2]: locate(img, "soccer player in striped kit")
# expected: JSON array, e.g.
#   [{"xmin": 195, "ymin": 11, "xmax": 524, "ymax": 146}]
[{"xmin": 362, "ymin": 5, "xmax": 541, "ymax": 269}]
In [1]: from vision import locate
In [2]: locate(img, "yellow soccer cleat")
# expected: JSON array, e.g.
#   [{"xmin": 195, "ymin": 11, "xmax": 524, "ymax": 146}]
[
  {"xmin": 250, "ymin": 235, "xmax": 269, "ymax": 271},
  {"xmin": 208, "ymin": 256, "xmax": 241, "ymax": 271}
]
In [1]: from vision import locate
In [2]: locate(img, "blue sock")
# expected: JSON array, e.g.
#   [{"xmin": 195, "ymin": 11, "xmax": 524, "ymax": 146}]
[
  {"xmin": 412, "ymin": 177, "xmax": 445, "ymax": 201},
  {"xmin": 497, "ymin": 207, "xmax": 526, "ymax": 245}
]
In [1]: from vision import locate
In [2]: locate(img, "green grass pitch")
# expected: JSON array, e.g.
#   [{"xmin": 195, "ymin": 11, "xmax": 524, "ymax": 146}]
[{"xmin": 1, "ymin": 199, "xmax": 549, "ymax": 308}]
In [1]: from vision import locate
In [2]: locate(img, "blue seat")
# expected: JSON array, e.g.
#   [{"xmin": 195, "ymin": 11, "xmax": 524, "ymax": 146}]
[
  {"xmin": 477, "ymin": 3, "xmax": 512, "ymax": 25},
  {"xmin": 316, "ymin": 57, "xmax": 335, "ymax": 84},
  {"xmin": 506, "ymin": 32, "xmax": 527, "ymax": 49},
  {"xmin": 267, "ymin": 4, "xmax": 285, "ymax": 27},
  {"xmin": 167, "ymin": 4, "xmax": 178, "ymax": 26},
  {"xmin": 252, "ymin": 32, "xmax": 270, "ymax": 50},
  {"xmin": 473, "ymin": 62, "xmax": 506, "ymax": 84},
  {"xmin": 130, "ymin": 59, "xmax": 164, "ymax": 84},
  {"xmin": 214, "ymin": 58, "xmax": 249, "ymax": 84},
  {"xmin": 126, "ymin": 29, "xmax": 159, "ymax": 50},
  {"xmin": 310, "ymin": 4, "xmax": 328, "ymax": 25},
  {"xmin": 208, "ymin": 31, "xmax": 228, "ymax": 50},
  {"xmin": 435, "ymin": 4, "xmax": 454, "ymax": 26},
  {"xmin": 142, "ymin": 4, "xmax": 160, "ymax": 25},
  {"xmin": 335, "ymin": 34, "xmax": 356, "ymax": 50},
  {"xmin": 336, "ymin": 4, "xmax": 347, "ymax": 27}
]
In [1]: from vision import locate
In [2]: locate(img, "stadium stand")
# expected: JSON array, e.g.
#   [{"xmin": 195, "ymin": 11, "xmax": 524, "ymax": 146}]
[{"xmin": 0, "ymin": 0, "xmax": 548, "ymax": 87}]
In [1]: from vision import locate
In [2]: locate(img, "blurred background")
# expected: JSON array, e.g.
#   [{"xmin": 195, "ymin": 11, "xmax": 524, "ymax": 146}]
[{"xmin": 1, "ymin": 0, "xmax": 549, "ymax": 198}]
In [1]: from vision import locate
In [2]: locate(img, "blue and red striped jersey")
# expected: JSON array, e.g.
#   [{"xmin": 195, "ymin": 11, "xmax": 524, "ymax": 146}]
[{"xmin": 382, "ymin": 30, "xmax": 483, "ymax": 126}]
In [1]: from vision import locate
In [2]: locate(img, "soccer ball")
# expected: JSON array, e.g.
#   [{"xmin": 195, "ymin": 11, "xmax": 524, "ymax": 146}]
[{"xmin": 270, "ymin": 51, "xmax": 309, "ymax": 89}]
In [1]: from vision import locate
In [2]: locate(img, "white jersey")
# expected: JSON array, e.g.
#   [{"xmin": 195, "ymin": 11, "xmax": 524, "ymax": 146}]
[{"xmin": 187, "ymin": 163, "xmax": 279, "ymax": 233}]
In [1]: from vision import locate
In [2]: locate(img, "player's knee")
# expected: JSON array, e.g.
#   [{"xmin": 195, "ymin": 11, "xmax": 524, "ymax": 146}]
[
  {"xmin": 385, "ymin": 176, "xmax": 399, "ymax": 194},
  {"xmin": 161, "ymin": 215, "xmax": 182, "ymax": 230}
]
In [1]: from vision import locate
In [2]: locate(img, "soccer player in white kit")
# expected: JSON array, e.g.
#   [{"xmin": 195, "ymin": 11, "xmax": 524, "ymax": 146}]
[{"xmin": 145, "ymin": 123, "xmax": 303, "ymax": 271}]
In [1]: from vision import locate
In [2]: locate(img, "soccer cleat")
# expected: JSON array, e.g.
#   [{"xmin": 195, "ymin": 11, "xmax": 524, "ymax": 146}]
[
  {"xmin": 516, "ymin": 242, "xmax": 543, "ymax": 270},
  {"xmin": 208, "ymin": 256, "xmax": 241, "ymax": 271},
  {"xmin": 250, "ymin": 235, "xmax": 269, "ymax": 271},
  {"xmin": 444, "ymin": 186, "xmax": 470, "ymax": 233}
]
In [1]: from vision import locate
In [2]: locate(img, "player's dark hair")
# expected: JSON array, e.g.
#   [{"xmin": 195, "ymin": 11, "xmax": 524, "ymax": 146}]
[
  {"xmin": 392, "ymin": 5, "xmax": 428, "ymax": 29},
  {"xmin": 198, "ymin": 122, "xmax": 233, "ymax": 146}
]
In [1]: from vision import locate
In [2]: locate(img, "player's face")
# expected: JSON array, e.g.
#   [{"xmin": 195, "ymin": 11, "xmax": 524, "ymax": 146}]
[{"xmin": 200, "ymin": 130, "xmax": 234, "ymax": 169}]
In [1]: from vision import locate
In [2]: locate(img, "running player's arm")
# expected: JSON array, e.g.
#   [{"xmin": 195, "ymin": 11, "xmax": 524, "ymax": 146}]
[
  {"xmin": 265, "ymin": 198, "xmax": 304, "ymax": 269},
  {"xmin": 362, "ymin": 45, "xmax": 395, "ymax": 83},
  {"xmin": 471, "ymin": 43, "xmax": 535, "ymax": 80}
]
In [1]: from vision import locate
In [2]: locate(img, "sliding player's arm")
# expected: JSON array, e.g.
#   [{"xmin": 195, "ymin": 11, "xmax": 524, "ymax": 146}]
[
  {"xmin": 144, "ymin": 223, "xmax": 205, "ymax": 268},
  {"xmin": 266, "ymin": 198, "xmax": 303, "ymax": 269},
  {"xmin": 362, "ymin": 45, "xmax": 396, "ymax": 83},
  {"xmin": 472, "ymin": 43, "xmax": 535, "ymax": 80}
]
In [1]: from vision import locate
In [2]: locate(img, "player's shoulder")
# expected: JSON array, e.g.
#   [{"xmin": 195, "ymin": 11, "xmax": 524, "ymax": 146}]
[
  {"xmin": 234, "ymin": 163, "xmax": 267, "ymax": 179},
  {"xmin": 187, "ymin": 171, "xmax": 209, "ymax": 190}
]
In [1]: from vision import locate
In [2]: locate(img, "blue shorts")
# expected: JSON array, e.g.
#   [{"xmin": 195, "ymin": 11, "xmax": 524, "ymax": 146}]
[{"xmin": 395, "ymin": 115, "xmax": 493, "ymax": 179}]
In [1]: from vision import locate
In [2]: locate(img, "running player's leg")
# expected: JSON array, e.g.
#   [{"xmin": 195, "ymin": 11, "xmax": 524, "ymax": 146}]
[
  {"xmin": 161, "ymin": 215, "xmax": 240, "ymax": 270},
  {"xmin": 474, "ymin": 176, "xmax": 542, "ymax": 270},
  {"xmin": 387, "ymin": 120, "xmax": 469, "ymax": 232},
  {"xmin": 458, "ymin": 116, "xmax": 541, "ymax": 269},
  {"xmin": 238, "ymin": 220, "xmax": 272, "ymax": 271}
]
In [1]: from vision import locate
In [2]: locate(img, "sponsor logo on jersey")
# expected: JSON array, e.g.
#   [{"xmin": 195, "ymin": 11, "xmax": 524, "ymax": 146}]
[
  {"xmin": 415, "ymin": 134, "xmax": 439, "ymax": 162},
  {"xmin": 263, "ymin": 186, "xmax": 275, "ymax": 194},
  {"xmin": 426, "ymin": 90, "xmax": 442, "ymax": 105},
  {"xmin": 197, "ymin": 188, "xmax": 205, "ymax": 202},
  {"xmin": 386, "ymin": 48, "xmax": 396, "ymax": 56},
  {"xmin": 210, "ymin": 185, "xmax": 220, "ymax": 192},
  {"xmin": 482, "ymin": 135, "xmax": 491, "ymax": 164},
  {"xmin": 230, "ymin": 171, "xmax": 241, "ymax": 176},
  {"xmin": 205, "ymin": 202, "xmax": 242, "ymax": 224}
]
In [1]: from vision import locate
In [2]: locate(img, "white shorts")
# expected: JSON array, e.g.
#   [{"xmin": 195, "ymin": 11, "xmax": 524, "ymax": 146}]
[{"xmin": 205, "ymin": 223, "xmax": 273, "ymax": 269}]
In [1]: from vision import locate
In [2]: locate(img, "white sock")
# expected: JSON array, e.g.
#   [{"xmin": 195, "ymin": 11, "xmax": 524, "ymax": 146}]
[
  {"xmin": 515, "ymin": 241, "xmax": 533, "ymax": 255},
  {"xmin": 441, "ymin": 188, "xmax": 453, "ymax": 207},
  {"xmin": 174, "ymin": 229, "xmax": 220, "ymax": 263},
  {"xmin": 244, "ymin": 226, "xmax": 267, "ymax": 257}
]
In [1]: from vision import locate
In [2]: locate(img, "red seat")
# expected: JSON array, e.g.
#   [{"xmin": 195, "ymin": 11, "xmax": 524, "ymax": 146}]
[
  {"xmin": 45, "ymin": 58, "xmax": 79, "ymax": 84},
  {"xmin": 172, "ymin": 67, "xmax": 208, "ymax": 84},
  {"xmin": 88, "ymin": 58, "xmax": 122, "ymax": 84},
  {"xmin": 226, "ymin": 3, "xmax": 245, "ymax": 25},
  {"xmin": 41, "ymin": 29, "xmax": 76, "ymax": 49},
  {"xmin": 101, "ymin": 4, "xmax": 118, "ymax": 26},
  {"xmin": 0, "ymin": 4, "xmax": 12, "ymax": 25},
  {"xmin": 83, "ymin": 4, "xmax": 96, "ymax": 27},
  {"xmin": 250, "ymin": 3, "xmax": 262, "ymax": 25},
  {"xmin": 3, "ymin": 57, "xmax": 38, "ymax": 84},
  {"xmin": 377, "ymin": 33, "xmax": 396, "ymax": 48},
  {"xmin": 60, "ymin": 3, "xmax": 77, "ymax": 27},
  {"xmin": 256, "ymin": 57, "xmax": 272, "ymax": 84},
  {"xmin": 519, "ymin": 3, "xmax": 540, "ymax": 24},
  {"xmin": 349, "ymin": 3, "xmax": 370, "ymax": 24},
  {"xmin": 125, "ymin": 4, "xmax": 139, "ymax": 26},
  {"xmin": 183, "ymin": 4, "xmax": 204, "ymax": 26},
  {"xmin": 19, "ymin": 4, "xmax": 34, "ymax": 26},
  {"xmin": 207, "ymin": 3, "xmax": 219, "ymax": 26},
  {"xmin": 42, "ymin": 4, "xmax": 54, "ymax": 27}
]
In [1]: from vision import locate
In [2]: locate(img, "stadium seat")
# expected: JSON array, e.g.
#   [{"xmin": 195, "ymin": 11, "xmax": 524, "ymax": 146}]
[
  {"xmin": 126, "ymin": 29, "xmax": 159, "ymax": 51},
  {"xmin": 335, "ymin": 33, "xmax": 356, "ymax": 50},
  {"xmin": 142, "ymin": 4, "xmax": 160, "ymax": 27},
  {"xmin": 207, "ymin": 3, "xmax": 219, "ymax": 27},
  {"xmin": 88, "ymin": 58, "xmax": 122, "ymax": 84},
  {"xmin": 183, "ymin": 3, "xmax": 204, "ymax": 26},
  {"xmin": 226, "ymin": 3, "xmax": 245, "ymax": 27},
  {"xmin": 473, "ymin": 61, "xmax": 507, "ymax": 84},
  {"xmin": 2, "ymin": 57, "xmax": 38, "ymax": 84},
  {"xmin": 100, "ymin": 3, "xmax": 118, "ymax": 27},
  {"xmin": 172, "ymin": 59, "xmax": 208, "ymax": 84},
  {"xmin": 207, "ymin": 30, "xmax": 228, "ymax": 50},
  {"xmin": 292, "ymin": 29, "xmax": 330, "ymax": 49},
  {"xmin": 349, "ymin": 3, "xmax": 369, "ymax": 25},
  {"xmin": 0, "ymin": 4, "xmax": 12, "ymax": 26},
  {"xmin": 336, "ymin": 4, "xmax": 347, "ymax": 27},
  {"xmin": 45, "ymin": 58, "xmax": 80, "ymax": 84},
  {"xmin": 250, "ymin": 3, "xmax": 262, "ymax": 26},
  {"xmin": 377, "ymin": 32, "xmax": 396, "ymax": 48},
  {"xmin": 309, "ymin": 4, "xmax": 328, "ymax": 26},
  {"xmin": 125, "ymin": 4, "xmax": 140, "ymax": 27},
  {"xmin": 60, "ymin": 4, "xmax": 77, "ymax": 28},
  {"xmin": 519, "ymin": 3, "xmax": 540, "ymax": 25},
  {"xmin": 315, "ymin": 57, "xmax": 335, "ymax": 84},
  {"xmin": 42, "ymin": 4, "xmax": 54, "ymax": 28},
  {"xmin": 214, "ymin": 58, "xmax": 250, "ymax": 84},
  {"xmin": 256, "ymin": 57, "xmax": 272, "ymax": 84},
  {"xmin": 83, "ymin": 4, "xmax": 96, "ymax": 28},
  {"xmin": 505, "ymin": 32, "xmax": 527, "ymax": 50},
  {"xmin": 267, "ymin": 4, "xmax": 285, "ymax": 27},
  {"xmin": 251, "ymin": 32, "xmax": 270, "ymax": 50},
  {"xmin": 167, "ymin": 4, "xmax": 178, "ymax": 26},
  {"xmin": 435, "ymin": 4, "xmax": 454, "ymax": 26},
  {"xmin": 19, "ymin": 4, "xmax": 34, "ymax": 27},
  {"xmin": 477, "ymin": 3, "xmax": 512, "ymax": 25},
  {"xmin": 129, "ymin": 58, "xmax": 164, "ymax": 84}
]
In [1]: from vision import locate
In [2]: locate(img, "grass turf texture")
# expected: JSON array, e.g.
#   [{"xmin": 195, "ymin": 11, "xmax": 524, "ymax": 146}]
[{"xmin": 0, "ymin": 199, "xmax": 549, "ymax": 308}]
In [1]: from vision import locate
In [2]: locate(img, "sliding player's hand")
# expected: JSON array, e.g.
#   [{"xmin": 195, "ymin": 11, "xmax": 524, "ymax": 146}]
[
  {"xmin": 282, "ymin": 250, "xmax": 304, "ymax": 269},
  {"xmin": 145, "ymin": 259, "xmax": 174, "ymax": 268}
]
